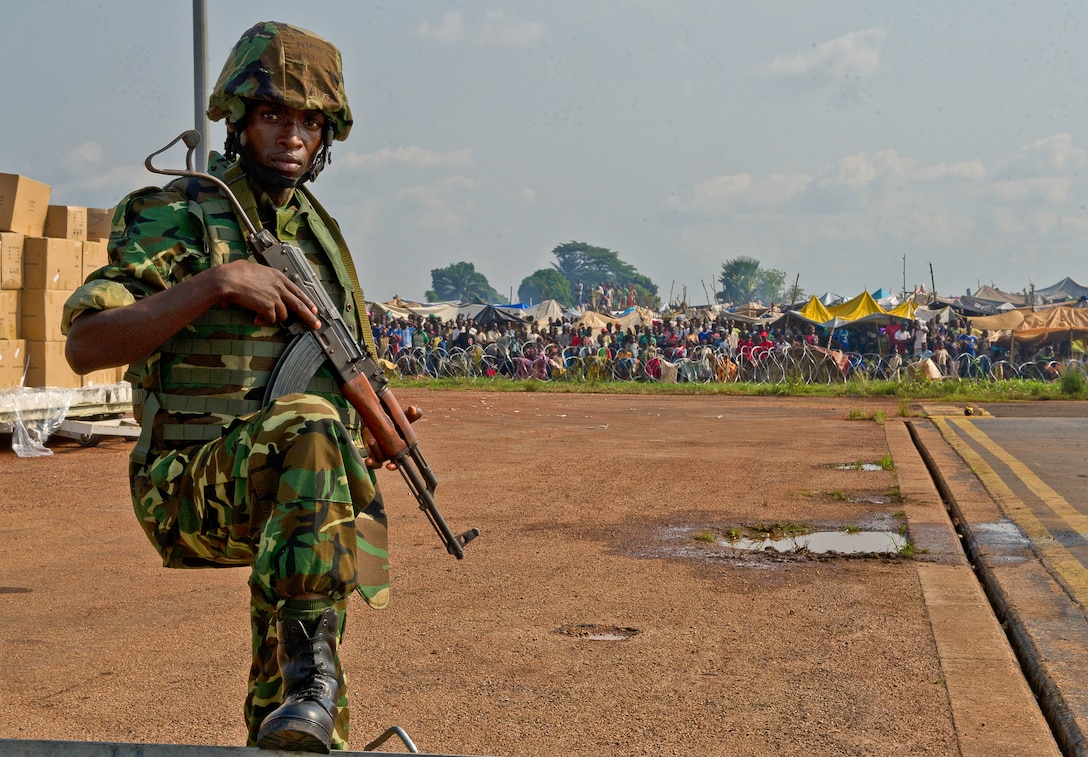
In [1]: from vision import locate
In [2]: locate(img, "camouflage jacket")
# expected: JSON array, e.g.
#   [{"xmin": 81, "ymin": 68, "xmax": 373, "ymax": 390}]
[{"xmin": 62, "ymin": 153, "xmax": 365, "ymax": 459}]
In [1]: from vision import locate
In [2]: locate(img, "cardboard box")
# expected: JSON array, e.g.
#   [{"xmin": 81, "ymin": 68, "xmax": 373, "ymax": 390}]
[
  {"xmin": 0, "ymin": 290, "xmax": 17, "ymax": 340},
  {"xmin": 0, "ymin": 232, "xmax": 21, "ymax": 289},
  {"xmin": 81, "ymin": 239, "xmax": 108, "ymax": 280},
  {"xmin": 20, "ymin": 289, "xmax": 70, "ymax": 342},
  {"xmin": 22, "ymin": 237, "xmax": 82, "ymax": 290},
  {"xmin": 44, "ymin": 205, "xmax": 87, "ymax": 242},
  {"xmin": 81, "ymin": 367, "xmax": 119, "ymax": 387},
  {"xmin": 24, "ymin": 339, "xmax": 81, "ymax": 388},
  {"xmin": 0, "ymin": 173, "xmax": 51, "ymax": 237},
  {"xmin": 86, "ymin": 207, "xmax": 114, "ymax": 241},
  {"xmin": 0, "ymin": 339, "xmax": 27, "ymax": 388}
]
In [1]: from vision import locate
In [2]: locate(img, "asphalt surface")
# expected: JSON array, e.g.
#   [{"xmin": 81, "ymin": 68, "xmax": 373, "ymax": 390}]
[{"xmin": 912, "ymin": 401, "xmax": 1088, "ymax": 757}]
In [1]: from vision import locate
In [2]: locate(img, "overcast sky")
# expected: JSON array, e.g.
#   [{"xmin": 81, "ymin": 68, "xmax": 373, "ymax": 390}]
[{"xmin": 4, "ymin": 1, "xmax": 1087, "ymax": 305}]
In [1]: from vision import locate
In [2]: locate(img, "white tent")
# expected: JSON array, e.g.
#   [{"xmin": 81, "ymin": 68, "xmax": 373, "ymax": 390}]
[{"xmin": 519, "ymin": 299, "xmax": 568, "ymax": 323}]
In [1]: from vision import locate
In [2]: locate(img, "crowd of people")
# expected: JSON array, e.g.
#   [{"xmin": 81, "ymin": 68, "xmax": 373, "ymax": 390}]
[
  {"xmin": 575, "ymin": 280, "xmax": 641, "ymax": 310},
  {"xmin": 371, "ymin": 308, "xmax": 1071, "ymax": 382}
]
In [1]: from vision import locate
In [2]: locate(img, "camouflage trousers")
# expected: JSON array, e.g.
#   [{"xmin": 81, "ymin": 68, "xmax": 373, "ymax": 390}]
[{"xmin": 129, "ymin": 393, "xmax": 389, "ymax": 749}]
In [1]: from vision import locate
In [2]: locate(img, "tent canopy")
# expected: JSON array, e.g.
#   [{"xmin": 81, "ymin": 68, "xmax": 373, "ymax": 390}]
[
  {"xmin": 967, "ymin": 309, "xmax": 1027, "ymax": 333},
  {"xmin": 576, "ymin": 310, "xmax": 621, "ymax": 331},
  {"xmin": 1036, "ymin": 276, "xmax": 1088, "ymax": 303},
  {"xmin": 472, "ymin": 304, "xmax": 528, "ymax": 328},
  {"xmin": 374, "ymin": 299, "xmax": 460, "ymax": 321},
  {"xmin": 519, "ymin": 299, "xmax": 567, "ymax": 323},
  {"xmin": 788, "ymin": 291, "xmax": 911, "ymax": 329},
  {"xmin": 1014, "ymin": 304, "xmax": 1088, "ymax": 342},
  {"xmin": 970, "ymin": 285, "xmax": 1027, "ymax": 307}
]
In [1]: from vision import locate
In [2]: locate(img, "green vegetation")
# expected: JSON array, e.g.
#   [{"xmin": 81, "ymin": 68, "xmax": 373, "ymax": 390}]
[
  {"xmin": 425, "ymin": 261, "xmax": 506, "ymax": 304},
  {"xmin": 847, "ymin": 408, "xmax": 886, "ymax": 423},
  {"xmin": 695, "ymin": 530, "xmax": 716, "ymax": 543},
  {"xmin": 390, "ymin": 373, "xmax": 1086, "ymax": 403},
  {"xmin": 878, "ymin": 454, "xmax": 895, "ymax": 471},
  {"xmin": 717, "ymin": 256, "xmax": 789, "ymax": 305},
  {"xmin": 1060, "ymin": 366, "xmax": 1087, "ymax": 395},
  {"xmin": 519, "ymin": 268, "xmax": 573, "ymax": 306},
  {"xmin": 550, "ymin": 241, "xmax": 658, "ymax": 308}
]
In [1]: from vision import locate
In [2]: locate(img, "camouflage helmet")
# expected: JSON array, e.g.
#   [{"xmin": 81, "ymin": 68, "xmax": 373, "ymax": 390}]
[{"xmin": 207, "ymin": 21, "xmax": 353, "ymax": 141}]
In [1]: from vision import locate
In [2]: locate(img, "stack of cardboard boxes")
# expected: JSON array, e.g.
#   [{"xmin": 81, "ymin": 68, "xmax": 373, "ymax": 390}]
[{"xmin": 0, "ymin": 172, "xmax": 121, "ymax": 389}]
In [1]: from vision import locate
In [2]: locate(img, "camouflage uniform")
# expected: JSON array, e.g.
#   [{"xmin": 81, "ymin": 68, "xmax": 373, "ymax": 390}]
[
  {"xmin": 62, "ymin": 153, "xmax": 387, "ymax": 748},
  {"xmin": 63, "ymin": 25, "xmax": 382, "ymax": 740}
]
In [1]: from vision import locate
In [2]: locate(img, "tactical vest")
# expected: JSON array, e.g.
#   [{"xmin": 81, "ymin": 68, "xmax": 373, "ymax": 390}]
[{"xmin": 129, "ymin": 160, "xmax": 374, "ymax": 463}]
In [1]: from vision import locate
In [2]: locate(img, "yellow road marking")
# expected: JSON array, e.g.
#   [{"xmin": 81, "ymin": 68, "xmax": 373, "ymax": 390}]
[
  {"xmin": 935, "ymin": 417, "xmax": 1088, "ymax": 604},
  {"xmin": 949, "ymin": 418, "xmax": 1088, "ymax": 534}
]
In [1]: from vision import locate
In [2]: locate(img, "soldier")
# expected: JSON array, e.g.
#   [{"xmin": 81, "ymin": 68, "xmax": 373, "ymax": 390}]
[{"xmin": 62, "ymin": 21, "xmax": 388, "ymax": 752}]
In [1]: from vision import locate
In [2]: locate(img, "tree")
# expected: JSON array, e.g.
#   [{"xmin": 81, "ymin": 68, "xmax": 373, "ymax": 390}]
[
  {"xmin": 425, "ymin": 261, "xmax": 505, "ymax": 304},
  {"xmin": 717, "ymin": 256, "xmax": 787, "ymax": 305},
  {"xmin": 519, "ymin": 269, "xmax": 573, "ymax": 306},
  {"xmin": 549, "ymin": 240, "xmax": 659, "ymax": 308}
]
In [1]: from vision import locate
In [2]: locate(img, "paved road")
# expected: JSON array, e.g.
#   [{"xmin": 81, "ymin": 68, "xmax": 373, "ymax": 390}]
[{"xmin": 920, "ymin": 402, "xmax": 1088, "ymax": 756}]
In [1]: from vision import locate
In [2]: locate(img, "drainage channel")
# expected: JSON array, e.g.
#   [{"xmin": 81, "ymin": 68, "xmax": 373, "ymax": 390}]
[{"xmin": 905, "ymin": 420, "xmax": 1080, "ymax": 756}]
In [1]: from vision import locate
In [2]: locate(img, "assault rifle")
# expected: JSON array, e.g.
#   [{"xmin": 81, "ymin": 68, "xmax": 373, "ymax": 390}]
[{"xmin": 145, "ymin": 130, "xmax": 479, "ymax": 559}]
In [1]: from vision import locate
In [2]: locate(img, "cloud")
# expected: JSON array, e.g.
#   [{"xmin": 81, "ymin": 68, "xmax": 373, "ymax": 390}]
[
  {"xmin": 61, "ymin": 163, "xmax": 152, "ymax": 202},
  {"xmin": 670, "ymin": 172, "xmax": 807, "ymax": 215},
  {"xmin": 398, "ymin": 176, "xmax": 481, "ymax": 233},
  {"xmin": 343, "ymin": 146, "xmax": 474, "ymax": 170},
  {"xmin": 418, "ymin": 10, "xmax": 544, "ymax": 47},
  {"xmin": 762, "ymin": 28, "xmax": 886, "ymax": 85},
  {"xmin": 667, "ymin": 137, "xmax": 1088, "ymax": 258},
  {"xmin": 996, "ymin": 133, "xmax": 1088, "ymax": 178},
  {"xmin": 63, "ymin": 141, "xmax": 104, "ymax": 174}
]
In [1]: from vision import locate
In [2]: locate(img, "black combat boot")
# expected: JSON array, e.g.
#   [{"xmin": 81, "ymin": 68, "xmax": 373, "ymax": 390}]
[{"xmin": 256, "ymin": 607, "xmax": 340, "ymax": 753}]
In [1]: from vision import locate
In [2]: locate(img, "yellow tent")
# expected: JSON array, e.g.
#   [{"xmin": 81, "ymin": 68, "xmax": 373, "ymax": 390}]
[
  {"xmin": 795, "ymin": 295, "xmax": 836, "ymax": 324},
  {"xmin": 827, "ymin": 291, "xmax": 887, "ymax": 321},
  {"xmin": 885, "ymin": 300, "xmax": 917, "ymax": 320},
  {"xmin": 791, "ymin": 291, "xmax": 904, "ymax": 328}
]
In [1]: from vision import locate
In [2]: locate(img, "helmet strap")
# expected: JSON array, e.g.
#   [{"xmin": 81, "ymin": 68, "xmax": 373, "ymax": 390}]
[
  {"xmin": 224, "ymin": 130, "xmax": 241, "ymax": 162},
  {"xmin": 303, "ymin": 123, "xmax": 336, "ymax": 183}
]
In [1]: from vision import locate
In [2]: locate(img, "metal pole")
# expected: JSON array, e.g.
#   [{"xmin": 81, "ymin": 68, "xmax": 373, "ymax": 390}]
[{"xmin": 192, "ymin": 0, "xmax": 208, "ymax": 172}]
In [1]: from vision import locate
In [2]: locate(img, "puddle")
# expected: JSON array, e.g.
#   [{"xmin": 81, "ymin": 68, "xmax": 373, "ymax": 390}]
[
  {"xmin": 557, "ymin": 623, "xmax": 639, "ymax": 641},
  {"xmin": 831, "ymin": 463, "xmax": 885, "ymax": 471},
  {"xmin": 721, "ymin": 530, "xmax": 906, "ymax": 555}
]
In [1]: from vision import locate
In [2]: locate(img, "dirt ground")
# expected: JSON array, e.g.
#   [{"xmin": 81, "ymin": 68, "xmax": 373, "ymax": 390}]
[{"xmin": 0, "ymin": 391, "xmax": 962, "ymax": 756}]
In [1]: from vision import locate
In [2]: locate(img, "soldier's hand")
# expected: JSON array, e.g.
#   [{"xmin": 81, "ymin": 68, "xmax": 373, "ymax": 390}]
[
  {"xmin": 216, "ymin": 260, "xmax": 321, "ymax": 329},
  {"xmin": 362, "ymin": 405, "xmax": 423, "ymax": 470}
]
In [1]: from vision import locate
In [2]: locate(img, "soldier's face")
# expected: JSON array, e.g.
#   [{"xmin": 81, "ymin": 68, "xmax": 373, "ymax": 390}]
[{"xmin": 237, "ymin": 102, "xmax": 327, "ymax": 183}]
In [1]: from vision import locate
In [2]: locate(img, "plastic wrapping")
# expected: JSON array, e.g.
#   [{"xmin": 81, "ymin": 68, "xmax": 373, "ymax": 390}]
[{"xmin": 0, "ymin": 387, "xmax": 76, "ymax": 457}]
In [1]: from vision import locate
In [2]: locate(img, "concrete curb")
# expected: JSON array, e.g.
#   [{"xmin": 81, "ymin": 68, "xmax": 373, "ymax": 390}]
[
  {"xmin": 886, "ymin": 419, "xmax": 1062, "ymax": 756},
  {"xmin": 907, "ymin": 416, "xmax": 1088, "ymax": 757}
]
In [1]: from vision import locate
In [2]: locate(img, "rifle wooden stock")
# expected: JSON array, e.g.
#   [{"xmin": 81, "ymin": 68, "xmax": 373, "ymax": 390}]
[{"xmin": 251, "ymin": 231, "xmax": 479, "ymax": 559}]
